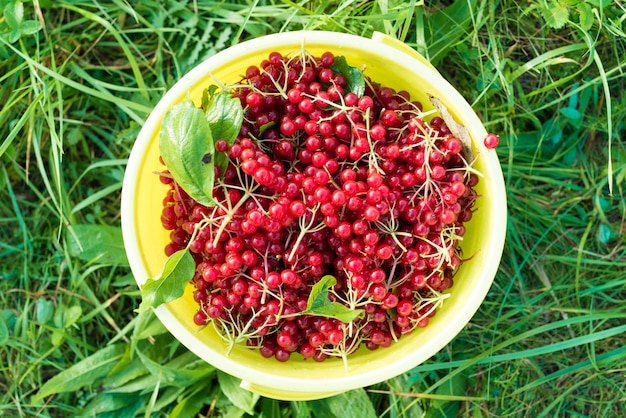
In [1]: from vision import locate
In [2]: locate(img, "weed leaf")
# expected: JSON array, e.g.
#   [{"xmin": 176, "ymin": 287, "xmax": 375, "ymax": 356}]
[
  {"xmin": 577, "ymin": 3, "xmax": 594, "ymax": 30},
  {"xmin": 80, "ymin": 392, "xmax": 143, "ymax": 418},
  {"xmin": 132, "ymin": 308, "xmax": 168, "ymax": 342},
  {"xmin": 311, "ymin": 388, "xmax": 377, "ymax": 418},
  {"xmin": 426, "ymin": 373, "xmax": 467, "ymax": 417},
  {"xmin": 539, "ymin": 0, "xmax": 570, "ymax": 29},
  {"xmin": 261, "ymin": 398, "xmax": 283, "ymax": 418},
  {"xmin": 35, "ymin": 298, "xmax": 54, "ymax": 324},
  {"xmin": 137, "ymin": 249, "xmax": 195, "ymax": 313},
  {"xmin": 68, "ymin": 224, "xmax": 129, "ymax": 266},
  {"xmin": 596, "ymin": 223, "xmax": 615, "ymax": 244},
  {"xmin": 19, "ymin": 20, "xmax": 42, "ymax": 36},
  {"xmin": 53, "ymin": 304, "xmax": 82, "ymax": 329},
  {"xmin": 331, "ymin": 56, "xmax": 365, "ymax": 97},
  {"xmin": 559, "ymin": 107, "xmax": 581, "ymax": 121},
  {"xmin": 160, "ymin": 99, "xmax": 216, "ymax": 206},
  {"xmin": 217, "ymin": 371, "xmax": 260, "ymax": 415},
  {"xmin": 32, "ymin": 344, "xmax": 125, "ymax": 402},
  {"xmin": 3, "ymin": 2, "xmax": 23, "ymax": 30},
  {"xmin": 103, "ymin": 346, "xmax": 148, "ymax": 388},
  {"xmin": 302, "ymin": 275, "xmax": 363, "ymax": 323},
  {"xmin": 169, "ymin": 387, "xmax": 208, "ymax": 418},
  {"xmin": 136, "ymin": 349, "xmax": 214, "ymax": 387},
  {"xmin": 0, "ymin": 315, "xmax": 7, "ymax": 347}
]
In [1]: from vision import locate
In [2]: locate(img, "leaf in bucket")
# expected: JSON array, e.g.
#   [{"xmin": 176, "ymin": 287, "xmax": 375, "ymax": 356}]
[
  {"xmin": 159, "ymin": 99, "xmax": 217, "ymax": 207},
  {"xmin": 301, "ymin": 275, "xmax": 363, "ymax": 323},
  {"xmin": 203, "ymin": 85, "xmax": 244, "ymax": 174},
  {"xmin": 137, "ymin": 249, "xmax": 195, "ymax": 313},
  {"xmin": 331, "ymin": 56, "xmax": 365, "ymax": 97},
  {"xmin": 428, "ymin": 94, "xmax": 474, "ymax": 160}
]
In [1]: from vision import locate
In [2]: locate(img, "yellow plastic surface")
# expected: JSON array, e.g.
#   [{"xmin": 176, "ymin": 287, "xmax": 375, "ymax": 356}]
[
  {"xmin": 371, "ymin": 32, "xmax": 438, "ymax": 73},
  {"xmin": 121, "ymin": 31, "xmax": 507, "ymax": 401}
]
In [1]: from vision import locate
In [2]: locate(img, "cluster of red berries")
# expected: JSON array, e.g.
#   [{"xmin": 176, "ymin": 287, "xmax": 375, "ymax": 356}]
[{"xmin": 159, "ymin": 50, "xmax": 481, "ymax": 362}]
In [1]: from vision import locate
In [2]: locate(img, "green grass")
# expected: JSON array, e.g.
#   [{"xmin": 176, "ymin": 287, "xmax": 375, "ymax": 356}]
[{"xmin": 1, "ymin": 0, "xmax": 625, "ymax": 416}]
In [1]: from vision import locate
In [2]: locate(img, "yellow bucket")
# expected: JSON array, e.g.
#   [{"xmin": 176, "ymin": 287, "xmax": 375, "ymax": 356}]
[{"xmin": 121, "ymin": 31, "xmax": 507, "ymax": 401}]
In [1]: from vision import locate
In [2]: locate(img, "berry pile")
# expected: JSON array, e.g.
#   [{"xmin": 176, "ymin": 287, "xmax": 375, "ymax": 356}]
[{"xmin": 159, "ymin": 50, "xmax": 481, "ymax": 363}]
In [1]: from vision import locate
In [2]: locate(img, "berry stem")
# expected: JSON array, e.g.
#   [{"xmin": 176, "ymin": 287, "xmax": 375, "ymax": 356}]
[{"xmin": 286, "ymin": 203, "xmax": 324, "ymax": 263}]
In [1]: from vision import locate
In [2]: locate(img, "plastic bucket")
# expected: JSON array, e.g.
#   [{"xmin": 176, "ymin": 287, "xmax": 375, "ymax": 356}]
[{"xmin": 121, "ymin": 31, "xmax": 507, "ymax": 401}]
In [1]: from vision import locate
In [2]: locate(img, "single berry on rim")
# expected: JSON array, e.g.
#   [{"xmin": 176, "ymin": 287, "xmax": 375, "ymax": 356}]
[{"xmin": 484, "ymin": 133, "xmax": 499, "ymax": 149}]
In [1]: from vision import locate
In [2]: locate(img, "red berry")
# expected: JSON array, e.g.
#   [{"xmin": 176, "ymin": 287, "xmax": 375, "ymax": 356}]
[
  {"xmin": 289, "ymin": 200, "xmax": 307, "ymax": 217},
  {"xmin": 320, "ymin": 51, "xmax": 335, "ymax": 67},
  {"xmin": 245, "ymin": 92, "xmax": 263, "ymax": 108},
  {"xmin": 484, "ymin": 133, "xmax": 499, "ymax": 149}
]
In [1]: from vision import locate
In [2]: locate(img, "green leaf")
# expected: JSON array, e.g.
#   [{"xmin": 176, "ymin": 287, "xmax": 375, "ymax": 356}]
[
  {"xmin": 385, "ymin": 374, "xmax": 425, "ymax": 417},
  {"xmin": 103, "ymin": 346, "xmax": 149, "ymax": 388},
  {"xmin": 310, "ymin": 388, "xmax": 376, "ymax": 418},
  {"xmin": 261, "ymin": 398, "xmax": 283, "ymax": 418},
  {"xmin": 577, "ymin": 3, "xmax": 594, "ymax": 30},
  {"xmin": 32, "ymin": 344, "xmax": 126, "ymax": 402},
  {"xmin": 155, "ymin": 387, "xmax": 188, "ymax": 413},
  {"xmin": 426, "ymin": 373, "xmax": 467, "ymax": 418},
  {"xmin": 539, "ymin": 0, "xmax": 570, "ymax": 29},
  {"xmin": 169, "ymin": 387, "xmax": 209, "ymax": 418},
  {"xmin": 217, "ymin": 371, "xmax": 260, "ymax": 415},
  {"xmin": 0, "ymin": 314, "xmax": 8, "ymax": 347},
  {"xmin": 51, "ymin": 329, "xmax": 64, "ymax": 347},
  {"xmin": 559, "ymin": 107, "xmax": 581, "ymax": 120},
  {"xmin": 330, "ymin": 56, "xmax": 365, "ymax": 97},
  {"xmin": 203, "ymin": 85, "xmax": 244, "ymax": 174},
  {"xmin": 8, "ymin": 29, "xmax": 20, "ymax": 43},
  {"xmin": 258, "ymin": 121, "xmax": 276, "ymax": 136},
  {"xmin": 220, "ymin": 406, "xmax": 247, "ymax": 418},
  {"xmin": 301, "ymin": 275, "xmax": 363, "ymax": 323},
  {"xmin": 68, "ymin": 224, "xmax": 129, "ymax": 266},
  {"xmin": 290, "ymin": 401, "xmax": 312, "ymax": 418},
  {"xmin": 132, "ymin": 308, "xmax": 168, "ymax": 342},
  {"xmin": 596, "ymin": 223, "xmax": 615, "ymax": 244},
  {"xmin": 426, "ymin": 0, "xmax": 475, "ymax": 65},
  {"xmin": 204, "ymin": 85, "xmax": 244, "ymax": 145},
  {"xmin": 159, "ymin": 99, "xmax": 217, "ymax": 207},
  {"xmin": 136, "ymin": 349, "xmax": 214, "ymax": 387},
  {"xmin": 587, "ymin": 0, "xmax": 611, "ymax": 7},
  {"xmin": 4, "ymin": 1, "xmax": 24, "ymax": 30},
  {"xmin": 137, "ymin": 249, "xmax": 195, "ymax": 313},
  {"xmin": 106, "ymin": 370, "xmax": 159, "ymax": 394},
  {"xmin": 79, "ymin": 392, "xmax": 143, "ymax": 418},
  {"xmin": 19, "ymin": 19, "xmax": 42, "ymax": 35},
  {"xmin": 35, "ymin": 298, "xmax": 54, "ymax": 324},
  {"xmin": 53, "ymin": 304, "xmax": 82, "ymax": 329}
]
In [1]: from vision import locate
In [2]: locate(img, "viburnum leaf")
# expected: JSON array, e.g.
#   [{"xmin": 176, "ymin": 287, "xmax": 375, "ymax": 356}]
[
  {"xmin": 159, "ymin": 99, "xmax": 216, "ymax": 207},
  {"xmin": 428, "ymin": 94, "xmax": 474, "ymax": 160},
  {"xmin": 301, "ymin": 275, "xmax": 364, "ymax": 323},
  {"xmin": 137, "ymin": 249, "xmax": 195, "ymax": 313},
  {"xmin": 331, "ymin": 56, "xmax": 365, "ymax": 97},
  {"xmin": 203, "ymin": 85, "xmax": 243, "ymax": 145},
  {"xmin": 203, "ymin": 85, "xmax": 244, "ymax": 174}
]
